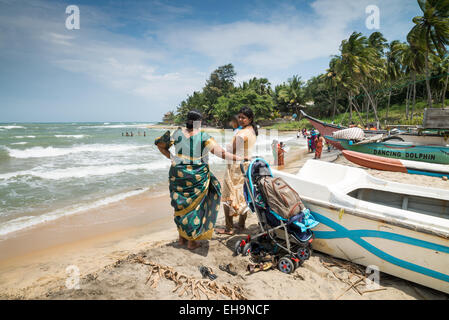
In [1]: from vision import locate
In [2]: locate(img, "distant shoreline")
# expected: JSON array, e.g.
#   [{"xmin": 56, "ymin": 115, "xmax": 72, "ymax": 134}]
[{"xmin": 148, "ymin": 123, "xmax": 301, "ymax": 132}]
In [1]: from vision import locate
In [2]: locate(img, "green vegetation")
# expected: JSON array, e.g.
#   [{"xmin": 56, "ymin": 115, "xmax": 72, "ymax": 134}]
[
  {"xmin": 166, "ymin": 0, "xmax": 449, "ymax": 129},
  {"xmin": 266, "ymin": 100, "xmax": 444, "ymax": 131}
]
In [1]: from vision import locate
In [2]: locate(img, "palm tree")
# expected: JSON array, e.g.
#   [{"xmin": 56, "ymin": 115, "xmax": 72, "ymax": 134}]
[
  {"xmin": 277, "ymin": 75, "xmax": 305, "ymax": 118},
  {"xmin": 322, "ymin": 57, "xmax": 340, "ymax": 122},
  {"xmin": 401, "ymin": 43, "xmax": 425, "ymax": 120},
  {"xmin": 332, "ymin": 52, "xmax": 367, "ymax": 127},
  {"xmin": 441, "ymin": 55, "xmax": 449, "ymax": 107},
  {"xmin": 385, "ymin": 40, "xmax": 406, "ymax": 120},
  {"xmin": 366, "ymin": 32, "xmax": 388, "ymax": 122},
  {"xmin": 407, "ymin": 0, "xmax": 449, "ymax": 108},
  {"xmin": 339, "ymin": 32, "xmax": 384, "ymax": 124}
]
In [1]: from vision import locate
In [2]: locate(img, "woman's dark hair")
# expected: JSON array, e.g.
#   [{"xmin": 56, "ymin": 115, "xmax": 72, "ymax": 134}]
[
  {"xmin": 186, "ymin": 110, "xmax": 202, "ymax": 130},
  {"xmin": 238, "ymin": 106, "xmax": 258, "ymax": 136}
]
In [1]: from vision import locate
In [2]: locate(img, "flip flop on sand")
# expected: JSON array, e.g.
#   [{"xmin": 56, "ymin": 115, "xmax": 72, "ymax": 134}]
[
  {"xmin": 246, "ymin": 262, "xmax": 273, "ymax": 274},
  {"xmin": 199, "ymin": 266, "xmax": 217, "ymax": 280},
  {"xmin": 215, "ymin": 228, "xmax": 234, "ymax": 235},
  {"xmin": 219, "ymin": 263, "xmax": 237, "ymax": 276}
]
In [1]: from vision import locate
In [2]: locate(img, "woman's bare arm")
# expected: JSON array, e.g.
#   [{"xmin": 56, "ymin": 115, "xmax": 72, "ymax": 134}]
[{"xmin": 210, "ymin": 144, "xmax": 246, "ymax": 161}]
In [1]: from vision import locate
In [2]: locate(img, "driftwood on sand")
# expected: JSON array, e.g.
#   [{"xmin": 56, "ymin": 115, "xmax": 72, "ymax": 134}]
[
  {"xmin": 322, "ymin": 257, "xmax": 387, "ymax": 299},
  {"xmin": 133, "ymin": 255, "xmax": 247, "ymax": 300}
]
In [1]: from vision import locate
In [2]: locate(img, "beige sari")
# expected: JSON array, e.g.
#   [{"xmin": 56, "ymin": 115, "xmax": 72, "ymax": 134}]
[{"xmin": 222, "ymin": 126, "xmax": 257, "ymax": 216}]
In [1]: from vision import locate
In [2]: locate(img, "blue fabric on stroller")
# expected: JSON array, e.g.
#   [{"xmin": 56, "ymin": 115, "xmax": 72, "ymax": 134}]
[{"xmin": 243, "ymin": 158, "xmax": 319, "ymax": 243}]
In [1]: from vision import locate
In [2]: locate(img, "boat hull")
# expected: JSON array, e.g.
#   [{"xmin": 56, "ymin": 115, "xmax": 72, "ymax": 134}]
[
  {"xmin": 307, "ymin": 202, "xmax": 449, "ymax": 294},
  {"xmin": 329, "ymin": 137, "xmax": 449, "ymax": 165},
  {"xmin": 300, "ymin": 110, "xmax": 387, "ymax": 150},
  {"xmin": 273, "ymin": 163, "xmax": 449, "ymax": 294},
  {"xmin": 342, "ymin": 150, "xmax": 449, "ymax": 178}
]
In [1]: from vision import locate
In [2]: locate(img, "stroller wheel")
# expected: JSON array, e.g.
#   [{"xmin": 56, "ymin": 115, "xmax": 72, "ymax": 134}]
[
  {"xmin": 234, "ymin": 240, "xmax": 244, "ymax": 255},
  {"xmin": 242, "ymin": 242, "xmax": 252, "ymax": 256},
  {"xmin": 297, "ymin": 245, "xmax": 312, "ymax": 261},
  {"xmin": 288, "ymin": 255, "xmax": 302, "ymax": 269},
  {"xmin": 278, "ymin": 256, "xmax": 295, "ymax": 274}
]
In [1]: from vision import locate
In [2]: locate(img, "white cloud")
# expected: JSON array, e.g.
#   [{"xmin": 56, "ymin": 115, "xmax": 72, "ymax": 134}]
[
  {"xmin": 158, "ymin": 0, "xmax": 417, "ymax": 71},
  {"xmin": 0, "ymin": 0, "xmax": 419, "ymax": 120}
]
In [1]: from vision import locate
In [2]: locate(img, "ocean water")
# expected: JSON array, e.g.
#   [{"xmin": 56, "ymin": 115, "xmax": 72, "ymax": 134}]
[{"xmin": 0, "ymin": 123, "xmax": 304, "ymax": 237}]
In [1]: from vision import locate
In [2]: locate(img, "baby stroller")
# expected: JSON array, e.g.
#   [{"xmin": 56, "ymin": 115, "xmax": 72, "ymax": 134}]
[{"xmin": 234, "ymin": 158, "xmax": 319, "ymax": 274}]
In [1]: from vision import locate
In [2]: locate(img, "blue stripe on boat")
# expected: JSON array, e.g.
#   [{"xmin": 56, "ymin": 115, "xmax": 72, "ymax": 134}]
[
  {"xmin": 407, "ymin": 169, "xmax": 445, "ymax": 178},
  {"xmin": 312, "ymin": 211, "xmax": 449, "ymax": 283}
]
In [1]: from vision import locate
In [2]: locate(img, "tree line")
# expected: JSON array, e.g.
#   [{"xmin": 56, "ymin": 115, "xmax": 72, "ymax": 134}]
[{"xmin": 164, "ymin": 0, "xmax": 449, "ymax": 128}]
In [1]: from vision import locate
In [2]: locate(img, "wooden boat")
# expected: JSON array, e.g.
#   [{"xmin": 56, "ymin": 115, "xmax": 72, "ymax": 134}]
[
  {"xmin": 327, "ymin": 136, "xmax": 449, "ymax": 165},
  {"xmin": 273, "ymin": 160, "xmax": 449, "ymax": 294},
  {"xmin": 300, "ymin": 110, "xmax": 386, "ymax": 150},
  {"xmin": 301, "ymin": 110, "xmax": 449, "ymax": 148},
  {"xmin": 342, "ymin": 150, "xmax": 449, "ymax": 178}
]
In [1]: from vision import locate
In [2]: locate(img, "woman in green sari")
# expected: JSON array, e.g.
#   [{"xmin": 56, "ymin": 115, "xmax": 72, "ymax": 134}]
[{"xmin": 155, "ymin": 110, "xmax": 245, "ymax": 250}]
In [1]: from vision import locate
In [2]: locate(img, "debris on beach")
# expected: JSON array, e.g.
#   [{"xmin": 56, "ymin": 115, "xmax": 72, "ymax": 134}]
[
  {"xmin": 133, "ymin": 255, "xmax": 247, "ymax": 300},
  {"xmin": 321, "ymin": 257, "xmax": 386, "ymax": 299}
]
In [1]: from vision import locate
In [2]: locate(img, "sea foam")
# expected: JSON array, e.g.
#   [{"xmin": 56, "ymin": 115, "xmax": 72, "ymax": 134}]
[
  {"xmin": 0, "ymin": 126, "xmax": 25, "ymax": 129},
  {"xmin": 54, "ymin": 135, "xmax": 87, "ymax": 139},
  {"xmin": 5, "ymin": 144, "xmax": 147, "ymax": 159},
  {"xmin": 0, "ymin": 161, "xmax": 169, "ymax": 181}
]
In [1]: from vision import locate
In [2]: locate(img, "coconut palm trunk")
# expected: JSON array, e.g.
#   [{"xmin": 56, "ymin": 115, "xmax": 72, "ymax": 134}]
[
  {"xmin": 360, "ymin": 84, "xmax": 379, "ymax": 123},
  {"xmin": 386, "ymin": 89, "xmax": 391, "ymax": 122},
  {"xmin": 332, "ymin": 94, "xmax": 337, "ymax": 121},
  {"xmin": 424, "ymin": 50, "xmax": 433, "ymax": 108},
  {"xmin": 442, "ymin": 64, "xmax": 449, "ymax": 109},
  {"xmin": 405, "ymin": 83, "xmax": 411, "ymax": 120},
  {"xmin": 348, "ymin": 93, "xmax": 353, "ymax": 122},
  {"xmin": 412, "ymin": 72, "xmax": 417, "ymax": 121}
]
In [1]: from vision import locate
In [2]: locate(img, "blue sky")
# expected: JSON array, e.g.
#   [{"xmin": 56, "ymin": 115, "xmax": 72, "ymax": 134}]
[{"xmin": 0, "ymin": 0, "xmax": 421, "ymax": 122}]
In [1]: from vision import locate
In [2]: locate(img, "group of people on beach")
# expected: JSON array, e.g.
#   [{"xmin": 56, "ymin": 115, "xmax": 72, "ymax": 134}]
[
  {"xmin": 122, "ymin": 131, "xmax": 146, "ymax": 137},
  {"xmin": 155, "ymin": 107, "xmax": 258, "ymax": 250},
  {"xmin": 304, "ymin": 129, "xmax": 326, "ymax": 160}
]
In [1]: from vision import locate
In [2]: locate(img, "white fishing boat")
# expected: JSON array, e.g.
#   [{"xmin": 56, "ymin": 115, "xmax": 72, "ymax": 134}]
[{"xmin": 273, "ymin": 160, "xmax": 449, "ymax": 294}]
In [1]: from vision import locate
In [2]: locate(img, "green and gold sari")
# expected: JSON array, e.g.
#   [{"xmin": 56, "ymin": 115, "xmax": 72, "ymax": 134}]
[{"xmin": 155, "ymin": 128, "xmax": 221, "ymax": 241}]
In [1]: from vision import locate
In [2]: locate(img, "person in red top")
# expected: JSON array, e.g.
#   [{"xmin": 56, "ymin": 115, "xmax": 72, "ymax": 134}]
[{"xmin": 314, "ymin": 134, "xmax": 326, "ymax": 159}]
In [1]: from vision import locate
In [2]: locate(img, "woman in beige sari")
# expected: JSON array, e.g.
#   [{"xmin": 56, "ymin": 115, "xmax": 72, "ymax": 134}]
[{"xmin": 216, "ymin": 106, "xmax": 257, "ymax": 235}]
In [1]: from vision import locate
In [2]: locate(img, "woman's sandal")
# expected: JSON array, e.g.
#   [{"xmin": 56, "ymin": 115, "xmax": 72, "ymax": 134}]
[
  {"xmin": 246, "ymin": 262, "xmax": 273, "ymax": 274},
  {"xmin": 199, "ymin": 266, "xmax": 217, "ymax": 280},
  {"xmin": 219, "ymin": 263, "xmax": 237, "ymax": 276}
]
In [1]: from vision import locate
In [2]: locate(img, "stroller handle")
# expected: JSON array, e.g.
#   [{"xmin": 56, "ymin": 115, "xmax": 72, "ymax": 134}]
[
  {"xmin": 240, "ymin": 159, "xmax": 250, "ymax": 174},
  {"xmin": 239, "ymin": 156, "xmax": 262, "ymax": 174}
]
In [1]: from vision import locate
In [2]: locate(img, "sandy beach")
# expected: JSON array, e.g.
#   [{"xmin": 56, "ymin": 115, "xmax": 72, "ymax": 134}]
[{"xmin": 0, "ymin": 143, "xmax": 448, "ymax": 300}]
